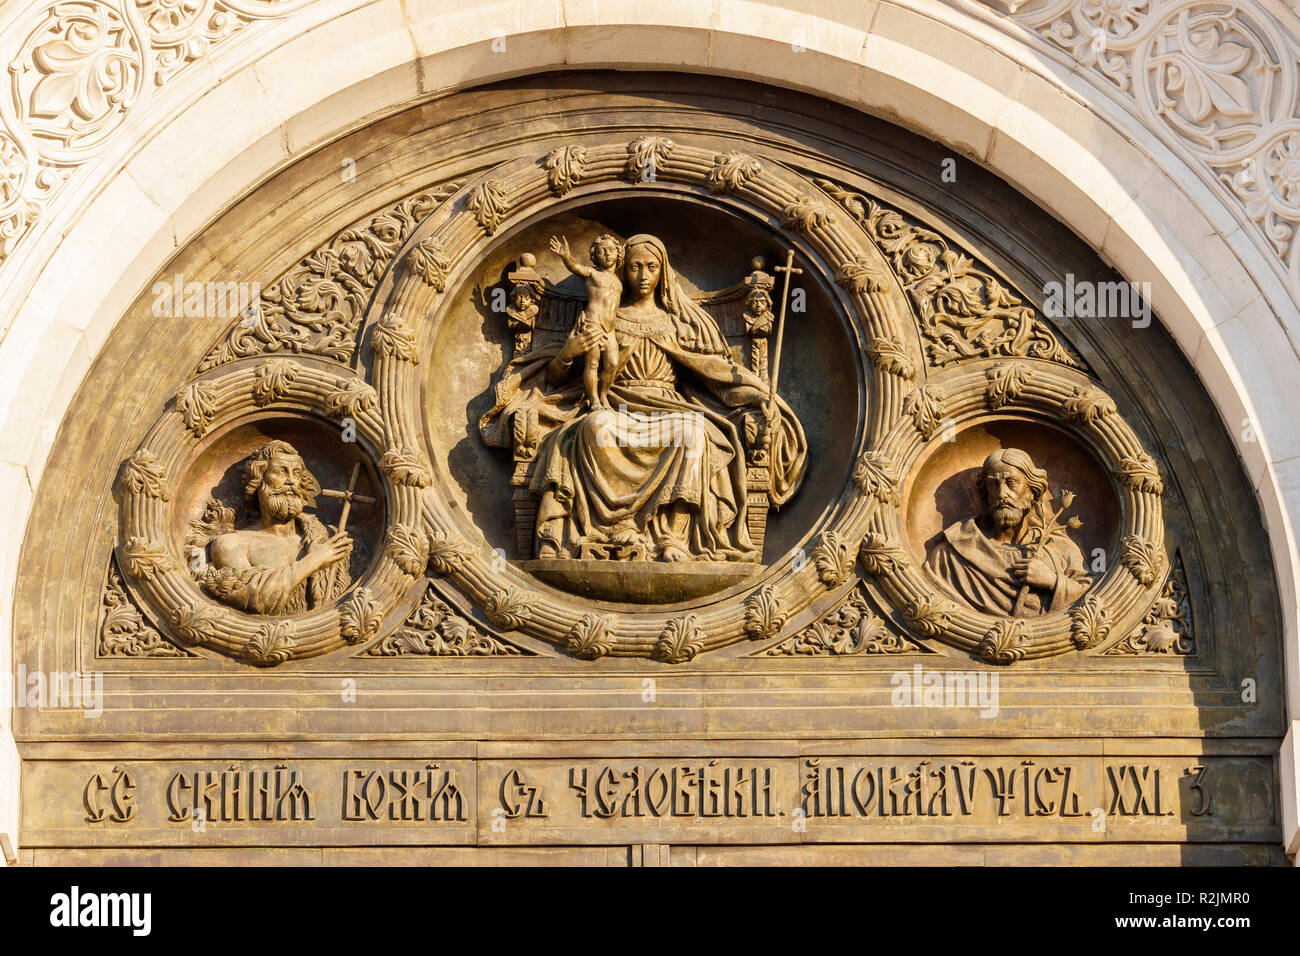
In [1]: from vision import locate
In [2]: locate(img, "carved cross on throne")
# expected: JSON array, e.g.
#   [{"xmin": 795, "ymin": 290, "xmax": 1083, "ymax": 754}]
[{"xmin": 499, "ymin": 250, "xmax": 800, "ymax": 565}]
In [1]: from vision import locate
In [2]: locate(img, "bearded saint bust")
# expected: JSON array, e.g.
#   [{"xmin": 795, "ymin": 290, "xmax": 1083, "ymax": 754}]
[
  {"xmin": 190, "ymin": 440, "xmax": 353, "ymax": 615},
  {"xmin": 923, "ymin": 447, "xmax": 1092, "ymax": 618}
]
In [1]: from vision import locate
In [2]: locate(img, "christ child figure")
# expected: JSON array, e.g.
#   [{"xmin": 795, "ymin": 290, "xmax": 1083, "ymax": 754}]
[{"xmin": 550, "ymin": 233, "xmax": 623, "ymax": 410}]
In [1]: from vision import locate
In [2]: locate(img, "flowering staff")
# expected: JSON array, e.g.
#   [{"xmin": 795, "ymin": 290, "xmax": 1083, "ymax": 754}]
[{"xmin": 1011, "ymin": 489, "xmax": 1083, "ymax": 616}]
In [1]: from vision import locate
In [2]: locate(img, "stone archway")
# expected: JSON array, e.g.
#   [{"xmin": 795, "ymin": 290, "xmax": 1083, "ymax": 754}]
[{"xmin": 0, "ymin": 0, "xmax": 1296, "ymax": 862}]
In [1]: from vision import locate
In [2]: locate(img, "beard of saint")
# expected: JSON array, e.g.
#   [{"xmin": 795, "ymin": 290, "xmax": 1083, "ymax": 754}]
[
  {"xmin": 259, "ymin": 482, "xmax": 305, "ymax": 522},
  {"xmin": 991, "ymin": 500, "xmax": 1027, "ymax": 532}
]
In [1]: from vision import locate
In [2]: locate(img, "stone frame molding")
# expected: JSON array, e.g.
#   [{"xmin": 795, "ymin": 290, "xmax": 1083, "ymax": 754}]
[
  {"xmin": 858, "ymin": 362, "xmax": 1164, "ymax": 661},
  {"xmin": 115, "ymin": 358, "xmax": 407, "ymax": 663}
]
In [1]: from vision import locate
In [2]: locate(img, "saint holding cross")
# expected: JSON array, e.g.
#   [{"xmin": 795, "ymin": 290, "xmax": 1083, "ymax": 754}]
[{"xmin": 193, "ymin": 440, "xmax": 374, "ymax": 615}]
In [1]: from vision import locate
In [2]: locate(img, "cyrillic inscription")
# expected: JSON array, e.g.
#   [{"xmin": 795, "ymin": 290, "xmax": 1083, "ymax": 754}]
[
  {"xmin": 165, "ymin": 764, "xmax": 314, "ymax": 823},
  {"xmin": 342, "ymin": 765, "xmax": 467, "ymax": 822}
]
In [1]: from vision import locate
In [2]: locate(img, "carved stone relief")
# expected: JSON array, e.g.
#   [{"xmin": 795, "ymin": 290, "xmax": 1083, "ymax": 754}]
[
  {"xmin": 105, "ymin": 136, "xmax": 1181, "ymax": 667},
  {"xmin": 186, "ymin": 439, "xmax": 358, "ymax": 615},
  {"xmin": 12, "ymin": 70, "xmax": 1277, "ymax": 867},
  {"xmin": 197, "ymin": 186, "xmax": 461, "ymax": 370},
  {"xmin": 756, "ymin": 584, "xmax": 921, "ymax": 656},
  {"xmin": 98, "ymin": 556, "xmax": 194, "ymax": 659},
  {"xmin": 364, "ymin": 582, "xmax": 528, "ymax": 657},
  {"xmin": 0, "ymin": 0, "xmax": 312, "ymax": 263},
  {"xmin": 922, "ymin": 448, "xmax": 1091, "ymax": 618},
  {"xmin": 1105, "ymin": 551, "xmax": 1196, "ymax": 656},
  {"xmin": 478, "ymin": 230, "xmax": 808, "ymax": 603},
  {"xmin": 1011, "ymin": 0, "xmax": 1300, "ymax": 299}
]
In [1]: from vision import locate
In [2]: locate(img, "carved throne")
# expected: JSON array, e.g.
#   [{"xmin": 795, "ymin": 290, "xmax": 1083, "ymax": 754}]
[{"xmin": 501, "ymin": 256, "xmax": 781, "ymax": 562}]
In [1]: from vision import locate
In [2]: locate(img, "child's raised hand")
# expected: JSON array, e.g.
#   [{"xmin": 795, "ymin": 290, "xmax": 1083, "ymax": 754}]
[{"xmin": 549, "ymin": 235, "xmax": 570, "ymax": 258}]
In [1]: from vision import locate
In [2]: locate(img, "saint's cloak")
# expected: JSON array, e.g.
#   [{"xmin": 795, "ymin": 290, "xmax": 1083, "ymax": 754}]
[{"xmin": 924, "ymin": 518, "xmax": 1091, "ymax": 617}]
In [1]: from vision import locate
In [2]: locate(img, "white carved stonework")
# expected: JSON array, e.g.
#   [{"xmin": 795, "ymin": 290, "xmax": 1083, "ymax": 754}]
[
  {"xmin": 0, "ymin": 0, "xmax": 308, "ymax": 263},
  {"xmin": 1009, "ymin": 0, "xmax": 1300, "ymax": 298}
]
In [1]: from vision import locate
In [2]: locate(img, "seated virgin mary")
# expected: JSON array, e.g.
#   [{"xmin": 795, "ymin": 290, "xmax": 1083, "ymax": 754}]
[{"xmin": 480, "ymin": 233, "xmax": 807, "ymax": 563}]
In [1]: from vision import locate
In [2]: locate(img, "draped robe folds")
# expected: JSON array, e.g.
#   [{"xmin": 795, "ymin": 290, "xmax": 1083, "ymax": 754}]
[
  {"xmin": 923, "ymin": 518, "xmax": 1092, "ymax": 617},
  {"xmin": 480, "ymin": 279, "xmax": 807, "ymax": 561}
]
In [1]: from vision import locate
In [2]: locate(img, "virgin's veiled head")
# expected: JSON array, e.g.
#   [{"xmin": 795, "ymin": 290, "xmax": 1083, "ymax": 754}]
[
  {"xmin": 619, "ymin": 233, "xmax": 729, "ymax": 355},
  {"xmin": 621, "ymin": 234, "xmax": 669, "ymax": 307}
]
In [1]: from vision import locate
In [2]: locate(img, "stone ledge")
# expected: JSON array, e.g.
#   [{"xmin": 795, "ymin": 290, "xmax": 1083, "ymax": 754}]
[{"xmin": 520, "ymin": 559, "xmax": 760, "ymax": 603}]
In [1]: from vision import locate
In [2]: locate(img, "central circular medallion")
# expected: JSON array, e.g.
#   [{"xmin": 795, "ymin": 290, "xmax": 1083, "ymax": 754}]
[{"xmin": 423, "ymin": 193, "xmax": 860, "ymax": 605}]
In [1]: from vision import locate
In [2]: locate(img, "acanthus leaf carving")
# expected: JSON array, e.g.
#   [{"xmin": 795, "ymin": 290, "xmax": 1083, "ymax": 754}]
[
  {"xmin": 1106, "ymin": 552, "xmax": 1195, "ymax": 656},
  {"xmin": 379, "ymin": 447, "xmax": 433, "ymax": 487},
  {"xmin": 836, "ymin": 257, "xmax": 891, "ymax": 294},
  {"xmin": 653, "ymin": 613, "xmax": 704, "ymax": 664},
  {"xmin": 858, "ymin": 531, "xmax": 908, "ymax": 577},
  {"xmin": 467, "ymin": 180, "xmax": 509, "ymax": 236},
  {"xmin": 1069, "ymin": 593, "xmax": 1111, "ymax": 650},
  {"xmin": 902, "ymin": 384, "xmax": 947, "ymax": 439},
  {"xmin": 426, "ymin": 530, "xmax": 472, "ymax": 576},
  {"xmin": 1116, "ymin": 452, "xmax": 1165, "ymax": 495},
  {"xmin": 15, "ymin": 4, "xmax": 143, "ymax": 153},
  {"xmin": 1121, "ymin": 534, "xmax": 1165, "ymax": 587},
  {"xmin": 813, "ymin": 177, "xmax": 870, "ymax": 220},
  {"xmin": 985, "ymin": 362, "xmax": 1034, "ymax": 409},
  {"xmin": 761, "ymin": 586, "xmax": 912, "ymax": 656},
  {"xmin": 816, "ymin": 177, "xmax": 1083, "ymax": 370},
  {"xmin": 1, "ymin": 1, "xmax": 311, "ymax": 264},
  {"xmin": 138, "ymin": 0, "xmax": 257, "ymax": 85},
  {"xmin": 707, "ymin": 151, "xmax": 762, "ymax": 193},
  {"xmin": 1014, "ymin": 0, "xmax": 1300, "ymax": 301},
  {"xmin": 742, "ymin": 585, "xmax": 786, "ymax": 641},
  {"xmin": 781, "ymin": 196, "xmax": 835, "ymax": 233},
  {"xmin": 170, "ymin": 602, "xmax": 221, "ymax": 648},
  {"xmin": 1062, "ymin": 385, "xmax": 1116, "ymax": 424},
  {"xmin": 324, "ymin": 378, "xmax": 379, "ymax": 419},
  {"xmin": 118, "ymin": 449, "xmax": 170, "ymax": 501},
  {"xmin": 864, "ymin": 335, "xmax": 918, "ymax": 382},
  {"xmin": 385, "ymin": 523, "xmax": 429, "ymax": 576},
  {"xmin": 977, "ymin": 619, "xmax": 1028, "ymax": 665},
  {"xmin": 176, "ymin": 380, "xmax": 217, "ymax": 437},
  {"xmin": 99, "ymin": 559, "xmax": 192, "ymax": 658},
  {"xmin": 625, "ymin": 136, "xmax": 675, "ymax": 182},
  {"xmin": 122, "ymin": 536, "xmax": 171, "ymax": 580},
  {"xmin": 250, "ymin": 358, "xmax": 298, "ymax": 406},
  {"xmin": 545, "ymin": 145, "xmax": 588, "ymax": 196},
  {"xmin": 566, "ymin": 613, "xmax": 615, "ymax": 660},
  {"xmin": 852, "ymin": 450, "xmax": 901, "ymax": 506},
  {"xmin": 245, "ymin": 621, "xmax": 294, "ymax": 667},
  {"xmin": 812, "ymin": 530, "xmax": 856, "ymax": 588},
  {"xmin": 370, "ymin": 312, "xmax": 420, "ymax": 363},
  {"xmin": 408, "ymin": 237, "xmax": 452, "ymax": 290},
  {"xmin": 338, "ymin": 587, "xmax": 383, "ymax": 645},
  {"xmin": 368, "ymin": 584, "xmax": 523, "ymax": 656},
  {"xmin": 902, "ymin": 597, "xmax": 952, "ymax": 638},
  {"xmin": 484, "ymin": 586, "xmax": 531, "ymax": 631},
  {"xmin": 195, "ymin": 187, "xmax": 458, "ymax": 371}
]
